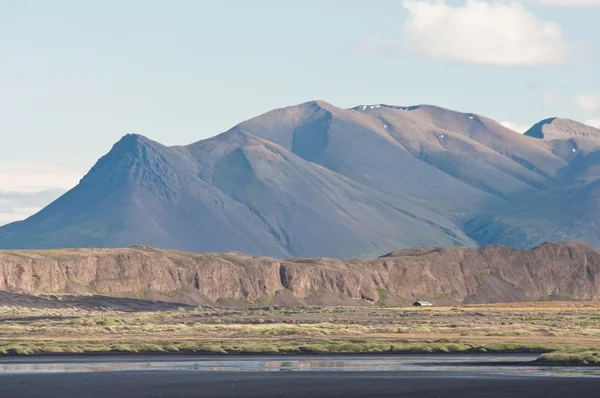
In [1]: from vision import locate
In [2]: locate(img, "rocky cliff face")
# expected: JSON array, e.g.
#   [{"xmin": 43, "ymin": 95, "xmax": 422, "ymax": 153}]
[{"xmin": 1, "ymin": 242, "xmax": 598, "ymax": 306}]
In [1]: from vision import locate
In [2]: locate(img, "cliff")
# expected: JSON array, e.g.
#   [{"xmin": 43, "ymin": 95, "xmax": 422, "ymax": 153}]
[{"xmin": 0, "ymin": 242, "xmax": 598, "ymax": 306}]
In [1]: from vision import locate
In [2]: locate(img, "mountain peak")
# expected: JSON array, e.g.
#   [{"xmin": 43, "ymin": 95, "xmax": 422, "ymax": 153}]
[
  {"xmin": 114, "ymin": 133, "xmax": 155, "ymax": 148},
  {"xmin": 350, "ymin": 103, "xmax": 421, "ymax": 111},
  {"xmin": 298, "ymin": 100, "xmax": 339, "ymax": 113},
  {"xmin": 349, "ymin": 103, "xmax": 483, "ymax": 121},
  {"xmin": 523, "ymin": 118, "xmax": 557, "ymax": 139},
  {"xmin": 307, "ymin": 99, "xmax": 334, "ymax": 108},
  {"xmin": 524, "ymin": 118, "xmax": 600, "ymax": 140},
  {"xmin": 104, "ymin": 133, "xmax": 169, "ymax": 163},
  {"xmin": 77, "ymin": 132, "xmax": 180, "ymax": 190},
  {"xmin": 5, "ymin": 100, "xmax": 600, "ymax": 257}
]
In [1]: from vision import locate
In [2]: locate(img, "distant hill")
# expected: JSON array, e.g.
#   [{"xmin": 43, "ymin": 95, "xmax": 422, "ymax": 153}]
[
  {"xmin": 0, "ymin": 243, "xmax": 599, "ymax": 306},
  {"xmin": 1, "ymin": 101, "xmax": 600, "ymax": 257},
  {"xmin": 524, "ymin": 118, "xmax": 600, "ymax": 140}
]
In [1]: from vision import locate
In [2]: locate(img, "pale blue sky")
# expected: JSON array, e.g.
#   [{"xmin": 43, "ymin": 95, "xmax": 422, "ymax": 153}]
[{"xmin": 0, "ymin": 0, "xmax": 599, "ymax": 224}]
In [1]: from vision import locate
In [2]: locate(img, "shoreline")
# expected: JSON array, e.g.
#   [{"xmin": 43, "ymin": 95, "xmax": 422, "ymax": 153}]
[
  {"xmin": 2, "ymin": 353, "xmax": 599, "ymax": 374},
  {"xmin": 0, "ymin": 350, "xmax": 592, "ymax": 367},
  {"xmin": 0, "ymin": 349, "xmax": 549, "ymax": 357}
]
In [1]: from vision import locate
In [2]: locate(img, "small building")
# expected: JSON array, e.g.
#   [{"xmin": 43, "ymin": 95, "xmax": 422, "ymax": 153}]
[{"xmin": 413, "ymin": 301, "xmax": 433, "ymax": 307}]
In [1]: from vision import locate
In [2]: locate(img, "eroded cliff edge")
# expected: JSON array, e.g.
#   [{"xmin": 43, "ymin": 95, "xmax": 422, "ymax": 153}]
[{"xmin": 0, "ymin": 242, "xmax": 598, "ymax": 306}]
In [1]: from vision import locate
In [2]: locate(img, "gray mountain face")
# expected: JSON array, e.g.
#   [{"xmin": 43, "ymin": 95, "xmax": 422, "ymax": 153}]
[
  {"xmin": 1, "ymin": 101, "xmax": 600, "ymax": 257},
  {"xmin": 472, "ymin": 118, "xmax": 600, "ymax": 248}
]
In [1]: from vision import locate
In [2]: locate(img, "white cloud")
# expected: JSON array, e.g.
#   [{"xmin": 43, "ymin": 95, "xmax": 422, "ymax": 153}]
[
  {"xmin": 501, "ymin": 121, "xmax": 530, "ymax": 134},
  {"xmin": 401, "ymin": 0, "xmax": 567, "ymax": 66},
  {"xmin": 576, "ymin": 94, "xmax": 600, "ymax": 113},
  {"xmin": 0, "ymin": 159, "xmax": 89, "ymax": 226},
  {"xmin": 0, "ymin": 159, "xmax": 87, "ymax": 193},
  {"xmin": 0, "ymin": 190, "xmax": 64, "ymax": 226},
  {"xmin": 530, "ymin": 0, "xmax": 600, "ymax": 6},
  {"xmin": 0, "ymin": 207, "xmax": 43, "ymax": 226},
  {"xmin": 585, "ymin": 119, "xmax": 600, "ymax": 129}
]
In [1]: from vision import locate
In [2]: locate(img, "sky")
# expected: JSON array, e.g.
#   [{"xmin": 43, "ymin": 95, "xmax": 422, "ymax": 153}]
[{"xmin": 1, "ymin": 0, "xmax": 599, "ymax": 225}]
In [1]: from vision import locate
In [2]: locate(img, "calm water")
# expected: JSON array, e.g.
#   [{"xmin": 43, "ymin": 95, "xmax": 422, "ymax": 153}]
[{"xmin": 0, "ymin": 355, "xmax": 599, "ymax": 377}]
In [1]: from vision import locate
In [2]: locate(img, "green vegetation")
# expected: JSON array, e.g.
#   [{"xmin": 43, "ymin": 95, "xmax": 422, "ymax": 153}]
[
  {"xmin": 377, "ymin": 289, "xmax": 388, "ymax": 301},
  {"xmin": 218, "ymin": 254, "xmax": 252, "ymax": 267},
  {"xmin": 0, "ymin": 303, "xmax": 599, "ymax": 364},
  {"xmin": 284, "ymin": 258, "xmax": 320, "ymax": 265},
  {"xmin": 538, "ymin": 350, "xmax": 600, "ymax": 365},
  {"xmin": 95, "ymin": 318, "xmax": 122, "ymax": 326},
  {"xmin": 0, "ymin": 339, "xmax": 562, "ymax": 356}
]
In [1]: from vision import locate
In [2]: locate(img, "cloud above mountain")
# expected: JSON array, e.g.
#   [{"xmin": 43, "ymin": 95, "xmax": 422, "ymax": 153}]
[
  {"xmin": 0, "ymin": 160, "xmax": 85, "ymax": 193},
  {"xmin": 399, "ymin": 0, "xmax": 567, "ymax": 66},
  {"xmin": 0, "ymin": 159, "xmax": 89, "ymax": 226},
  {"xmin": 577, "ymin": 94, "xmax": 600, "ymax": 113},
  {"xmin": 585, "ymin": 119, "xmax": 600, "ymax": 128},
  {"xmin": 0, "ymin": 190, "xmax": 64, "ymax": 226}
]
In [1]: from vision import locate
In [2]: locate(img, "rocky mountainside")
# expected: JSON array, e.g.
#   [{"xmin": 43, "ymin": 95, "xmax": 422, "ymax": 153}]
[
  {"xmin": 0, "ymin": 243, "xmax": 599, "ymax": 306},
  {"xmin": 1, "ymin": 101, "xmax": 600, "ymax": 257}
]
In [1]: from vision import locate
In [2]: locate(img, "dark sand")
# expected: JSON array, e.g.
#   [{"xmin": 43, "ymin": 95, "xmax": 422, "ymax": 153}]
[
  {"xmin": 1, "ymin": 371, "xmax": 599, "ymax": 398},
  {"xmin": 1, "ymin": 356, "xmax": 600, "ymax": 397}
]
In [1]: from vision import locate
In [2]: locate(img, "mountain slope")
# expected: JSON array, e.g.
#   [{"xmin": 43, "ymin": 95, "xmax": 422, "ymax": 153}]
[
  {"xmin": 231, "ymin": 102, "xmax": 564, "ymax": 203},
  {"xmin": 0, "ymin": 134, "xmax": 287, "ymax": 256},
  {"xmin": 181, "ymin": 129, "xmax": 475, "ymax": 257},
  {"xmin": 470, "ymin": 121, "xmax": 600, "ymax": 248},
  {"xmin": 1, "ymin": 101, "xmax": 600, "ymax": 257}
]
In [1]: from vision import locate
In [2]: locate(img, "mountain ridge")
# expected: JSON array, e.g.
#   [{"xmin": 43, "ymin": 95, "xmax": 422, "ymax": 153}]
[{"xmin": 1, "ymin": 101, "xmax": 600, "ymax": 258}]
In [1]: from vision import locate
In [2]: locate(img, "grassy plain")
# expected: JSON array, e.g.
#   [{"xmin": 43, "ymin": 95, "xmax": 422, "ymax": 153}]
[{"xmin": 1, "ymin": 301, "xmax": 600, "ymax": 364}]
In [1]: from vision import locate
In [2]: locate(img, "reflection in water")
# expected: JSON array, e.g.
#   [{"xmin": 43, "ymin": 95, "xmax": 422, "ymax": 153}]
[{"xmin": 0, "ymin": 356, "xmax": 599, "ymax": 378}]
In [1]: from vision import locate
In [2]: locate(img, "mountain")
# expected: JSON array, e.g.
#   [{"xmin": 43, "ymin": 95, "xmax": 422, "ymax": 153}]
[
  {"xmin": 471, "ymin": 117, "xmax": 600, "ymax": 248},
  {"xmin": 0, "ymin": 134, "xmax": 287, "ymax": 257},
  {"xmin": 0, "ymin": 243, "xmax": 599, "ymax": 305},
  {"xmin": 524, "ymin": 118, "xmax": 600, "ymax": 140},
  {"xmin": 1, "ymin": 101, "xmax": 600, "ymax": 257}
]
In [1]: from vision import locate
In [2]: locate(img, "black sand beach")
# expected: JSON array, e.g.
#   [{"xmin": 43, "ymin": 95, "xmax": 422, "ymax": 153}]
[
  {"xmin": 1, "ymin": 370, "xmax": 599, "ymax": 398},
  {"xmin": 1, "ymin": 356, "xmax": 599, "ymax": 397}
]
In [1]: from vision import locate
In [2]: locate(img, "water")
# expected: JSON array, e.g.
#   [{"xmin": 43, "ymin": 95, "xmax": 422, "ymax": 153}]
[{"xmin": 0, "ymin": 355, "xmax": 599, "ymax": 378}]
